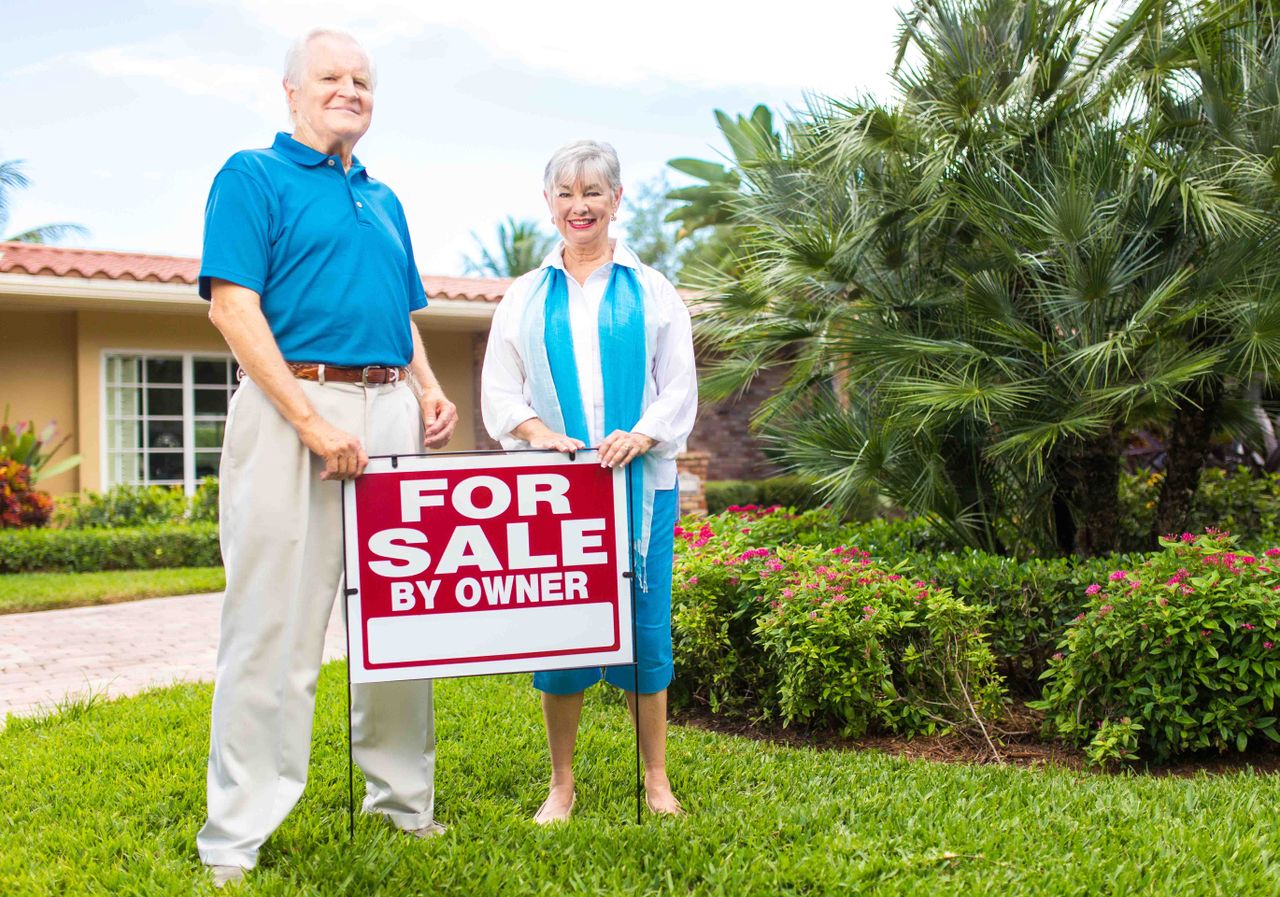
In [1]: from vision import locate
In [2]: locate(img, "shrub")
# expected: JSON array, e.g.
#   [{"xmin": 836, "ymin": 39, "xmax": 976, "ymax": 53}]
[
  {"xmin": 0, "ymin": 460, "xmax": 53, "ymax": 529},
  {"xmin": 57, "ymin": 484, "xmax": 189, "ymax": 529},
  {"xmin": 1117, "ymin": 467, "xmax": 1280, "ymax": 549},
  {"xmin": 0, "ymin": 524, "xmax": 221, "ymax": 573},
  {"xmin": 905, "ymin": 550, "xmax": 1145, "ymax": 692},
  {"xmin": 670, "ymin": 506, "xmax": 836, "ymax": 713},
  {"xmin": 705, "ymin": 477, "xmax": 830, "ymax": 515},
  {"xmin": 671, "ymin": 506, "xmax": 1005, "ymax": 736},
  {"xmin": 753, "ymin": 547, "xmax": 1003, "ymax": 736},
  {"xmin": 189, "ymin": 477, "xmax": 219, "ymax": 524},
  {"xmin": 1033, "ymin": 531, "xmax": 1280, "ymax": 764}
]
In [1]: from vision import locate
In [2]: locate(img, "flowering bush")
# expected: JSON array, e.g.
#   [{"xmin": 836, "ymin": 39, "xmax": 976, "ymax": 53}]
[
  {"xmin": 753, "ymin": 547, "xmax": 1003, "ymax": 736},
  {"xmin": 0, "ymin": 460, "xmax": 53, "ymax": 528},
  {"xmin": 904, "ymin": 550, "xmax": 1145, "ymax": 691},
  {"xmin": 671, "ymin": 505, "xmax": 1004, "ymax": 736},
  {"xmin": 1033, "ymin": 531, "xmax": 1280, "ymax": 763}
]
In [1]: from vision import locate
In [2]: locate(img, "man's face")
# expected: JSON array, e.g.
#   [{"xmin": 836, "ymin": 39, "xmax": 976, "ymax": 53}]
[{"xmin": 286, "ymin": 34, "xmax": 374, "ymax": 147}]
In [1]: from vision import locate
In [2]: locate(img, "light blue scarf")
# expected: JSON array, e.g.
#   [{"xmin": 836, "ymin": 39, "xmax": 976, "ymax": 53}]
[{"xmin": 518, "ymin": 260, "xmax": 659, "ymax": 584}]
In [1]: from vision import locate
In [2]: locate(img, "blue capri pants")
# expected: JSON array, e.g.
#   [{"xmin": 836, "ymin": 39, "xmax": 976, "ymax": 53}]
[{"xmin": 533, "ymin": 487, "xmax": 677, "ymax": 696}]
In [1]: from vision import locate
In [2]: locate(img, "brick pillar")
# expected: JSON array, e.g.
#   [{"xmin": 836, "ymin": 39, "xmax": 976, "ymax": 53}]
[{"xmin": 676, "ymin": 451, "xmax": 710, "ymax": 517}]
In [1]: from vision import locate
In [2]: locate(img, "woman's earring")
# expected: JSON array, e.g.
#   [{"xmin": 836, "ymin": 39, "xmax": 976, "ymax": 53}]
[{"xmin": 610, "ymin": 213, "xmax": 617, "ymax": 221}]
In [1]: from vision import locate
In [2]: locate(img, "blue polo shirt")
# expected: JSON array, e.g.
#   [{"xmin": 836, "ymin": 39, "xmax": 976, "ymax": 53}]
[{"xmin": 198, "ymin": 132, "xmax": 427, "ymax": 367}]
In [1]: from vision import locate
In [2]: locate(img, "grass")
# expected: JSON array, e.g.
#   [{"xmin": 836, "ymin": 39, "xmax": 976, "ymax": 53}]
[
  {"xmin": 3, "ymin": 669, "xmax": 1280, "ymax": 896},
  {"xmin": 0, "ymin": 567, "xmax": 224, "ymax": 614}
]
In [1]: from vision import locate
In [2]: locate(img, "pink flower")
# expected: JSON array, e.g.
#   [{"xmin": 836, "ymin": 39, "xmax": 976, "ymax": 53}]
[
  {"xmin": 1266, "ymin": 548, "xmax": 1280, "ymax": 559},
  {"xmin": 1074, "ymin": 613, "xmax": 1087, "ymax": 622},
  {"xmin": 808, "ymin": 611, "xmax": 818, "ymax": 620},
  {"xmin": 1098, "ymin": 605, "xmax": 1113, "ymax": 617},
  {"xmin": 1242, "ymin": 623, "xmax": 1257, "ymax": 631},
  {"xmin": 1052, "ymin": 652, "xmax": 1064, "ymax": 661},
  {"xmin": 1266, "ymin": 642, "xmax": 1275, "ymax": 650},
  {"xmin": 1182, "ymin": 533, "xmax": 1196, "ymax": 543},
  {"xmin": 1109, "ymin": 570, "xmax": 1128, "ymax": 582},
  {"xmin": 887, "ymin": 574, "xmax": 902, "ymax": 582},
  {"xmin": 782, "ymin": 588, "xmax": 794, "ymax": 598},
  {"xmin": 687, "ymin": 576, "xmax": 698, "ymax": 585},
  {"xmin": 1085, "ymin": 584, "xmax": 1102, "ymax": 596}
]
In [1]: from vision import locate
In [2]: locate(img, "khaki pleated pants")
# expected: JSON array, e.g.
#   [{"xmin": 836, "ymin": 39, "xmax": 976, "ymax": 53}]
[{"xmin": 197, "ymin": 377, "xmax": 436, "ymax": 870}]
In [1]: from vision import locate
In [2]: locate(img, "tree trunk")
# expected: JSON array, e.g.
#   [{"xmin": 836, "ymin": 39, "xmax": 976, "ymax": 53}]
[
  {"xmin": 1050, "ymin": 430, "xmax": 1124, "ymax": 558},
  {"xmin": 1153, "ymin": 386, "xmax": 1222, "ymax": 543}
]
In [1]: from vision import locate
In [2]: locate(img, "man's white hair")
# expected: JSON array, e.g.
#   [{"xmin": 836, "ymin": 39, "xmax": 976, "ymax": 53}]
[
  {"xmin": 543, "ymin": 140, "xmax": 622, "ymax": 197},
  {"xmin": 283, "ymin": 27, "xmax": 377, "ymax": 90}
]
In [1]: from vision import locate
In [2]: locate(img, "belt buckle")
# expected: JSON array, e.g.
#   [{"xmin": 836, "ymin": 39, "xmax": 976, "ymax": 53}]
[{"xmin": 360, "ymin": 365, "xmax": 372, "ymax": 387}]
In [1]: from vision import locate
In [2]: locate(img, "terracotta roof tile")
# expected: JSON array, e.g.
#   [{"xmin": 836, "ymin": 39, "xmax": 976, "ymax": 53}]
[{"xmin": 0, "ymin": 242, "xmax": 511, "ymax": 302}]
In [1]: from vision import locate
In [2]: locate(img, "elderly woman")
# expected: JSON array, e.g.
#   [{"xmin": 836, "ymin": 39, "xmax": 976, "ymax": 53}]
[{"xmin": 481, "ymin": 139, "xmax": 697, "ymax": 821}]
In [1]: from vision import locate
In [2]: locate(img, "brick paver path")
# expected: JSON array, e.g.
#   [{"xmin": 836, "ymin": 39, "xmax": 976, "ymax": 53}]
[{"xmin": 0, "ymin": 593, "xmax": 346, "ymax": 723}]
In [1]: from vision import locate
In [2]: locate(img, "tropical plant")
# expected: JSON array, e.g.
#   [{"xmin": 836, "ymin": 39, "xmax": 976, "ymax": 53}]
[
  {"xmin": 0, "ymin": 406, "xmax": 81, "ymax": 484},
  {"xmin": 688, "ymin": 0, "xmax": 1280, "ymax": 558},
  {"xmin": 0, "ymin": 158, "xmax": 88, "ymax": 244},
  {"xmin": 461, "ymin": 216, "xmax": 555, "ymax": 277}
]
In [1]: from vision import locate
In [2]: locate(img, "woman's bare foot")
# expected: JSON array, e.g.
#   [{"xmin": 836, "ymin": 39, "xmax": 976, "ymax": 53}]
[
  {"xmin": 644, "ymin": 774, "xmax": 684, "ymax": 816},
  {"xmin": 533, "ymin": 783, "xmax": 576, "ymax": 824}
]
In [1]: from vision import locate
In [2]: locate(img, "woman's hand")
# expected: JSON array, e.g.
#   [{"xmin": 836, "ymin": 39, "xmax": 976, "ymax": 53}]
[
  {"xmin": 597, "ymin": 430, "xmax": 656, "ymax": 469},
  {"xmin": 513, "ymin": 417, "xmax": 585, "ymax": 454}
]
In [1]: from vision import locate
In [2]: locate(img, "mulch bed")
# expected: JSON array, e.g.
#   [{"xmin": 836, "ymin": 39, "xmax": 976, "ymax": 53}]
[{"xmin": 672, "ymin": 701, "xmax": 1280, "ymax": 777}]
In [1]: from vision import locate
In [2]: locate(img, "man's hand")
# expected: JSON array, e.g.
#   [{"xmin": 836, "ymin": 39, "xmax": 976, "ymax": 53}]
[
  {"xmin": 298, "ymin": 416, "xmax": 369, "ymax": 480},
  {"xmin": 420, "ymin": 389, "xmax": 458, "ymax": 449}
]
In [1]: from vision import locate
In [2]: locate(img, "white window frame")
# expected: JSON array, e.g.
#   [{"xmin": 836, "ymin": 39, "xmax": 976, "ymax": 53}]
[{"xmin": 99, "ymin": 349, "xmax": 237, "ymax": 495}]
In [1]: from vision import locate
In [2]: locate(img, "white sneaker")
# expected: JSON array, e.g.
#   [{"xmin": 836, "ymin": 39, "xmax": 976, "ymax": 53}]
[{"xmin": 208, "ymin": 865, "xmax": 246, "ymax": 888}]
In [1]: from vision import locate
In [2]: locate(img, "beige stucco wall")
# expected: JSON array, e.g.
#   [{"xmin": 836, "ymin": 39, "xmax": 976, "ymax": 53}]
[
  {"xmin": 420, "ymin": 326, "xmax": 477, "ymax": 455},
  {"xmin": 0, "ymin": 303, "xmax": 481, "ymax": 497},
  {"xmin": 0, "ymin": 310, "xmax": 79, "ymax": 495}
]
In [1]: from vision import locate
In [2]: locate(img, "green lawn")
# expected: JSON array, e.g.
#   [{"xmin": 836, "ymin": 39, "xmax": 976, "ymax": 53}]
[
  {"xmin": 3, "ymin": 669, "xmax": 1279, "ymax": 895},
  {"xmin": 0, "ymin": 567, "xmax": 224, "ymax": 614}
]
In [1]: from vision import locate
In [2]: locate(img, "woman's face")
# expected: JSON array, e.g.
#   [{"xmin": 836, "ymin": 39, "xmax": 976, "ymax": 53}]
[{"xmin": 546, "ymin": 176, "xmax": 622, "ymax": 250}]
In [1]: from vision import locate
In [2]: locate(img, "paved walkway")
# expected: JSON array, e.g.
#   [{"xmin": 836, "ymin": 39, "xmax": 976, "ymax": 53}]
[{"xmin": 0, "ymin": 593, "xmax": 346, "ymax": 722}]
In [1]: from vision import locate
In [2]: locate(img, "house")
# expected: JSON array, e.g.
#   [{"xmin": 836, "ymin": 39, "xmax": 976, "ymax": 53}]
[{"xmin": 0, "ymin": 242, "xmax": 779, "ymax": 500}]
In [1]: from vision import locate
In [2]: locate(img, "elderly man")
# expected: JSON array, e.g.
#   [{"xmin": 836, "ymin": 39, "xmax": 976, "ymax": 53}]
[{"xmin": 195, "ymin": 28, "xmax": 457, "ymax": 886}]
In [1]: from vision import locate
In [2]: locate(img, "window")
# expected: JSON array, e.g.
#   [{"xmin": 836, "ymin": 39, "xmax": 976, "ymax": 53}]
[{"xmin": 103, "ymin": 352, "xmax": 239, "ymax": 493}]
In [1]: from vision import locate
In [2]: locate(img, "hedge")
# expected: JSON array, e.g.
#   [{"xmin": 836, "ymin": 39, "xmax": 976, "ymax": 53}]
[{"xmin": 0, "ymin": 524, "xmax": 221, "ymax": 573}]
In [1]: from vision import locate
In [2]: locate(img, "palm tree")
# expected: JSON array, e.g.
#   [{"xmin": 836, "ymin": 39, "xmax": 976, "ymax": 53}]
[
  {"xmin": 461, "ymin": 217, "xmax": 555, "ymax": 277},
  {"xmin": 0, "ymin": 159, "xmax": 88, "ymax": 244},
  {"xmin": 690, "ymin": 0, "xmax": 1280, "ymax": 557}
]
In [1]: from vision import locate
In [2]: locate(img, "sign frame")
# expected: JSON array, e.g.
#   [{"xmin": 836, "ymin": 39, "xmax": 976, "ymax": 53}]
[{"xmin": 340, "ymin": 449, "xmax": 636, "ymax": 683}]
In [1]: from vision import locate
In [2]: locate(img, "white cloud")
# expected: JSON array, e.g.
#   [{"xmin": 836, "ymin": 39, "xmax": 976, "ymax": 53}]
[
  {"xmin": 202, "ymin": 0, "xmax": 904, "ymax": 96},
  {"xmin": 73, "ymin": 45, "xmax": 281, "ymax": 119}
]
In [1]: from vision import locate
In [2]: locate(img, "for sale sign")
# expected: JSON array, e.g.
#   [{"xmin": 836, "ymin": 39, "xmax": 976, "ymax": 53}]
[{"xmin": 342, "ymin": 452, "xmax": 634, "ymax": 683}]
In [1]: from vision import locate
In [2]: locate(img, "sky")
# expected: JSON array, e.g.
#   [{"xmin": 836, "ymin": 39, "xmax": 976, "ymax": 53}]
[{"xmin": 4, "ymin": 0, "xmax": 909, "ymax": 276}]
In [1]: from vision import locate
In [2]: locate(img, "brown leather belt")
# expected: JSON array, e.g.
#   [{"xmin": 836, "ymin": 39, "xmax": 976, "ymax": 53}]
[{"xmin": 286, "ymin": 362, "xmax": 408, "ymax": 386}]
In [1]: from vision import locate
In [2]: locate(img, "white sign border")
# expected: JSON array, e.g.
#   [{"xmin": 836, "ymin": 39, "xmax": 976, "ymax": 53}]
[{"xmin": 342, "ymin": 451, "xmax": 635, "ymax": 684}]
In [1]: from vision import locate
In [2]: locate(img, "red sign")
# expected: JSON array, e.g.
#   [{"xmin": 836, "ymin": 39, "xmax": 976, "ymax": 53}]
[{"xmin": 342, "ymin": 452, "xmax": 634, "ymax": 683}]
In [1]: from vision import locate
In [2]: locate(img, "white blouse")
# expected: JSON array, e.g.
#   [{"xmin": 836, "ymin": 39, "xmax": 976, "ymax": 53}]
[{"xmin": 480, "ymin": 240, "xmax": 698, "ymax": 490}]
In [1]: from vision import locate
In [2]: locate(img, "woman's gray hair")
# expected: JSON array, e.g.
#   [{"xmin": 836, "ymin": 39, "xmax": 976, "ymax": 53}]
[
  {"xmin": 543, "ymin": 140, "xmax": 622, "ymax": 196},
  {"xmin": 283, "ymin": 28, "xmax": 377, "ymax": 91}
]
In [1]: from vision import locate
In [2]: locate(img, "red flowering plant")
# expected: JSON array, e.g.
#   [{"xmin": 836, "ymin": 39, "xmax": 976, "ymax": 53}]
[
  {"xmin": 0, "ymin": 459, "xmax": 54, "ymax": 528},
  {"xmin": 671, "ymin": 506, "xmax": 1004, "ymax": 734},
  {"xmin": 1033, "ymin": 530, "xmax": 1280, "ymax": 765},
  {"xmin": 752, "ymin": 547, "xmax": 1003, "ymax": 737},
  {"xmin": 670, "ymin": 506, "xmax": 836, "ymax": 714}
]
